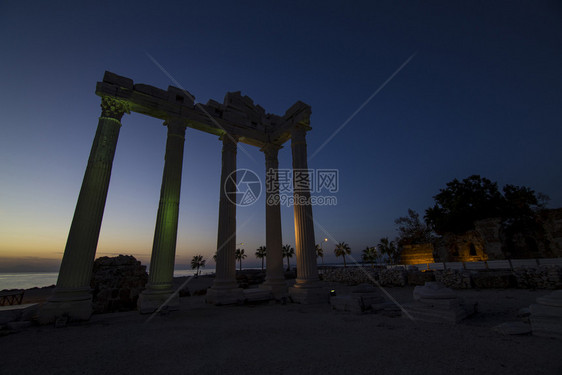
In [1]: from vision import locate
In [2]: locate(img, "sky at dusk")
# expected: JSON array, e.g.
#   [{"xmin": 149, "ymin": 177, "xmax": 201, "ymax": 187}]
[{"xmin": 1, "ymin": 1, "xmax": 561, "ymax": 272}]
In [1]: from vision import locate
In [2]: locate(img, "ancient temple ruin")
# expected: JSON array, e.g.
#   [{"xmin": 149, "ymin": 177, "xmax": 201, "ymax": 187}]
[{"xmin": 39, "ymin": 71, "xmax": 325, "ymax": 323}]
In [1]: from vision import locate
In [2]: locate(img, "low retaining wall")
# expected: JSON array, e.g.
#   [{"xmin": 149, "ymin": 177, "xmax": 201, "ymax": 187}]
[{"xmin": 321, "ymin": 265, "xmax": 562, "ymax": 289}]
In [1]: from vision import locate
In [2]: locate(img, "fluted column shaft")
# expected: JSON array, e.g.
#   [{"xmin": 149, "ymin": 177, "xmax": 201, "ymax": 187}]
[
  {"xmin": 145, "ymin": 119, "xmax": 186, "ymax": 292},
  {"xmin": 212, "ymin": 135, "xmax": 238, "ymax": 289},
  {"xmin": 261, "ymin": 144, "xmax": 286, "ymax": 293},
  {"xmin": 55, "ymin": 96, "xmax": 129, "ymax": 295},
  {"xmin": 291, "ymin": 125, "xmax": 319, "ymax": 286}
]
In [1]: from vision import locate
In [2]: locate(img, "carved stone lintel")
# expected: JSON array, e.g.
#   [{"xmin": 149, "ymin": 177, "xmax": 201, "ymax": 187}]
[{"xmin": 101, "ymin": 96, "xmax": 131, "ymax": 120}]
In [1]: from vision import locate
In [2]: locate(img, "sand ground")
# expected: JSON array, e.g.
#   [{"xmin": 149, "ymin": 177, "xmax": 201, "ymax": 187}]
[{"xmin": 2, "ymin": 279, "xmax": 562, "ymax": 375}]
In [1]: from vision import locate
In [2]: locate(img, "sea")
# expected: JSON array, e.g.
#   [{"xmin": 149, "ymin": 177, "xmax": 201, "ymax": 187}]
[
  {"xmin": 0, "ymin": 268, "xmax": 218, "ymax": 290},
  {"xmin": 0, "ymin": 264, "xmax": 353, "ymax": 290}
]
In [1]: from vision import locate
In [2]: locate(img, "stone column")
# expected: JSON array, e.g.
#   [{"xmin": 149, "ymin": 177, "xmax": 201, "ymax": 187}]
[
  {"xmin": 38, "ymin": 96, "xmax": 130, "ymax": 323},
  {"xmin": 288, "ymin": 125, "xmax": 328, "ymax": 304},
  {"xmin": 259, "ymin": 143, "xmax": 287, "ymax": 298},
  {"xmin": 206, "ymin": 134, "xmax": 244, "ymax": 304},
  {"xmin": 138, "ymin": 118, "xmax": 186, "ymax": 313}
]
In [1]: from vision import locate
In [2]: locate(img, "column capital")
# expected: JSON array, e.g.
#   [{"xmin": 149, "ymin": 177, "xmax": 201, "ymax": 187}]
[
  {"xmin": 100, "ymin": 96, "xmax": 130, "ymax": 121},
  {"xmin": 260, "ymin": 143, "xmax": 282, "ymax": 160},
  {"xmin": 164, "ymin": 118, "xmax": 187, "ymax": 138},
  {"xmin": 219, "ymin": 133, "xmax": 239, "ymax": 152},
  {"xmin": 290, "ymin": 124, "xmax": 310, "ymax": 145}
]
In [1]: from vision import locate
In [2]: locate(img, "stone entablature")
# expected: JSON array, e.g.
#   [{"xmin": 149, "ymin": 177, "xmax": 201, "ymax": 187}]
[{"xmin": 95, "ymin": 71, "xmax": 310, "ymax": 148}]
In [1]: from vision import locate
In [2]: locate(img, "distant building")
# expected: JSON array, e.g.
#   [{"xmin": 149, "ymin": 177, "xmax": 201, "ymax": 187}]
[{"xmin": 400, "ymin": 208, "xmax": 562, "ymax": 264}]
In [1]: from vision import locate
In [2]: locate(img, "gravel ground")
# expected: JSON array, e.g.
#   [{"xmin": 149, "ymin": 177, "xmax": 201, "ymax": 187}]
[{"xmin": 2, "ymin": 281, "xmax": 562, "ymax": 375}]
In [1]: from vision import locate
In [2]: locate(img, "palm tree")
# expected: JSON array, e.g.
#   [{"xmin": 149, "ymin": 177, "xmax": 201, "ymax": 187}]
[
  {"xmin": 235, "ymin": 248, "xmax": 247, "ymax": 271},
  {"xmin": 378, "ymin": 237, "xmax": 398, "ymax": 264},
  {"xmin": 334, "ymin": 242, "xmax": 351, "ymax": 267},
  {"xmin": 361, "ymin": 246, "xmax": 377, "ymax": 267},
  {"xmin": 255, "ymin": 246, "xmax": 267, "ymax": 271},
  {"xmin": 190, "ymin": 255, "xmax": 206, "ymax": 276},
  {"xmin": 316, "ymin": 244, "xmax": 324, "ymax": 266},
  {"xmin": 282, "ymin": 244, "xmax": 295, "ymax": 271}
]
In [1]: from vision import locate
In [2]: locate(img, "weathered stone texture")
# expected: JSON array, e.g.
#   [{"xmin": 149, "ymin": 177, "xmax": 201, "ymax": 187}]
[
  {"xmin": 405, "ymin": 282, "xmax": 476, "ymax": 324},
  {"xmin": 434, "ymin": 231, "xmax": 488, "ymax": 263},
  {"xmin": 434, "ymin": 269, "xmax": 472, "ymax": 289},
  {"xmin": 514, "ymin": 266, "xmax": 562, "ymax": 289},
  {"xmin": 322, "ymin": 267, "xmax": 377, "ymax": 285},
  {"xmin": 401, "ymin": 244, "xmax": 435, "ymax": 265},
  {"xmin": 91, "ymin": 255, "xmax": 148, "ymax": 314}
]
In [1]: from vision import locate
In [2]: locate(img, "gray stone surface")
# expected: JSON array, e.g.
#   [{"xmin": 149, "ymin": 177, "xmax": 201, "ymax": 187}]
[
  {"xmin": 536, "ymin": 290, "xmax": 562, "ymax": 307},
  {"xmin": 530, "ymin": 290, "xmax": 562, "ymax": 339},
  {"xmin": 330, "ymin": 284, "xmax": 385, "ymax": 313},
  {"xmin": 406, "ymin": 282, "xmax": 475, "ymax": 324},
  {"xmin": 0, "ymin": 303, "xmax": 38, "ymax": 325},
  {"xmin": 413, "ymin": 282, "xmax": 456, "ymax": 300}
]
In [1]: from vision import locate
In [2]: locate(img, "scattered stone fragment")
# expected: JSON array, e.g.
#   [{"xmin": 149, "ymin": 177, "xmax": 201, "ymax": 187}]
[
  {"xmin": 404, "ymin": 282, "xmax": 476, "ymax": 324},
  {"xmin": 530, "ymin": 290, "xmax": 562, "ymax": 339},
  {"xmin": 330, "ymin": 284, "xmax": 384, "ymax": 314}
]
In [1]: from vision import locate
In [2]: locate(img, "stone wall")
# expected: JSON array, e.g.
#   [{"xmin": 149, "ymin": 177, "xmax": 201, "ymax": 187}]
[
  {"xmin": 400, "ymin": 244, "xmax": 435, "ymax": 265},
  {"xmin": 90, "ymin": 255, "xmax": 148, "ymax": 314},
  {"xmin": 322, "ymin": 267, "xmax": 377, "ymax": 285},
  {"xmin": 419, "ymin": 209, "xmax": 562, "ymax": 262},
  {"xmin": 322, "ymin": 265, "xmax": 562, "ymax": 290},
  {"xmin": 434, "ymin": 231, "xmax": 488, "ymax": 263},
  {"xmin": 541, "ymin": 208, "xmax": 562, "ymax": 258},
  {"xmin": 474, "ymin": 217, "xmax": 504, "ymax": 259},
  {"xmin": 513, "ymin": 266, "xmax": 562, "ymax": 289}
]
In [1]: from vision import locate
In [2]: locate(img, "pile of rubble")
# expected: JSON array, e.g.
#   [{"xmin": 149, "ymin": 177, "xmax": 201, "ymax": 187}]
[{"xmin": 90, "ymin": 255, "xmax": 148, "ymax": 314}]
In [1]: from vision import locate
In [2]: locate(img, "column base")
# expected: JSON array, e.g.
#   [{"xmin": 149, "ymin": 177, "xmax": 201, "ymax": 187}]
[
  {"xmin": 205, "ymin": 287, "xmax": 244, "ymax": 305},
  {"xmin": 289, "ymin": 284, "xmax": 330, "ymax": 304},
  {"xmin": 137, "ymin": 289, "xmax": 179, "ymax": 314},
  {"xmin": 260, "ymin": 279, "xmax": 288, "ymax": 299},
  {"xmin": 37, "ymin": 288, "xmax": 93, "ymax": 324}
]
